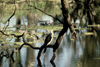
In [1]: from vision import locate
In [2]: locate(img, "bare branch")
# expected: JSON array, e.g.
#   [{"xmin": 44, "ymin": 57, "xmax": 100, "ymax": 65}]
[{"xmin": 26, "ymin": 0, "xmax": 63, "ymax": 24}]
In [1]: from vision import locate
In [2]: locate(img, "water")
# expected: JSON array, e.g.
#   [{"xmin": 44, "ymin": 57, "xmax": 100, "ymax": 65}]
[
  {"xmin": 1, "ymin": 33, "xmax": 100, "ymax": 67},
  {"xmin": 0, "ymin": 1, "xmax": 100, "ymax": 67}
]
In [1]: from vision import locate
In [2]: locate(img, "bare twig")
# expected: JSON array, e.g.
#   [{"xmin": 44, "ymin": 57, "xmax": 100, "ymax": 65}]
[{"xmin": 3, "ymin": 5, "xmax": 16, "ymax": 31}]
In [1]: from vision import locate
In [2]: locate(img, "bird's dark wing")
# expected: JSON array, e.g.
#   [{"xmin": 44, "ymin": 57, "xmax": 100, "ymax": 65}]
[
  {"xmin": 44, "ymin": 33, "xmax": 52, "ymax": 44},
  {"xmin": 43, "ymin": 33, "xmax": 52, "ymax": 53}
]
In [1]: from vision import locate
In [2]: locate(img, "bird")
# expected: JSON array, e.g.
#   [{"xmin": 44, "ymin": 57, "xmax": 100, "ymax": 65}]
[{"xmin": 43, "ymin": 30, "xmax": 53, "ymax": 53}]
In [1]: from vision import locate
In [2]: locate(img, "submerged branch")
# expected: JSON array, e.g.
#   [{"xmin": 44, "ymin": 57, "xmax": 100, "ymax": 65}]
[{"xmin": 0, "ymin": 30, "xmax": 24, "ymax": 39}]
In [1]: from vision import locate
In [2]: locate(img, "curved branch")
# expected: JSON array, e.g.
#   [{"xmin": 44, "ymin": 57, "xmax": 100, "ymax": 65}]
[
  {"xmin": 4, "ymin": 5, "xmax": 16, "ymax": 31},
  {"xmin": 7, "ymin": 5, "xmax": 16, "ymax": 22}
]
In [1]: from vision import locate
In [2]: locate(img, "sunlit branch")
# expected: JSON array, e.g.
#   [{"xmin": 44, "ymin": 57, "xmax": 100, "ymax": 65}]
[{"xmin": 47, "ymin": 44, "xmax": 54, "ymax": 48}]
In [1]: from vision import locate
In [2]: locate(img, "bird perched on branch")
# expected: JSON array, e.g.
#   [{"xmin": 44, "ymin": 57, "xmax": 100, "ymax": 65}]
[{"xmin": 43, "ymin": 30, "xmax": 53, "ymax": 53}]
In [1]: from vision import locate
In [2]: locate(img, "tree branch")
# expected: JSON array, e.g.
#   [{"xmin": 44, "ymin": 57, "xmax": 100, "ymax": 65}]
[
  {"xmin": 26, "ymin": 0, "xmax": 63, "ymax": 24},
  {"xmin": 50, "ymin": 0, "xmax": 77, "ymax": 62},
  {"xmin": 61, "ymin": 0, "xmax": 77, "ymax": 40}
]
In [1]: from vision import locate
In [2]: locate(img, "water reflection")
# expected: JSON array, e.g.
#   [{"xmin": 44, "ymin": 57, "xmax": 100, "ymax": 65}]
[
  {"xmin": 26, "ymin": 37, "xmax": 35, "ymax": 67},
  {"xmin": 1, "ymin": 30, "xmax": 100, "ymax": 67}
]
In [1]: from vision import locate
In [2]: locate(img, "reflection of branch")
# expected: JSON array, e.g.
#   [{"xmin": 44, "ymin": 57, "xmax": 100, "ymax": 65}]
[
  {"xmin": 4, "ymin": 5, "xmax": 16, "ymax": 31},
  {"xmin": 10, "ymin": 51, "xmax": 15, "ymax": 62},
  {"xmin": 50, "ymin": 61, "xmax": 56, "ymax": 67},
  {"xmin": 37, "ymin": 58, "xmax": 42, "ymax": 67},
  {"xmin": 26, "ymin": 0, "xmax": 63, "ymax": 24}
]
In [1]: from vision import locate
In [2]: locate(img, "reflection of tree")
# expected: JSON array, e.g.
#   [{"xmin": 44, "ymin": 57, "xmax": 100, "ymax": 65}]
[
  {"xmin": 37, "ymin": 58, "xmax": 42, "ymax": 67},
  {"xmin": 26, "ymin": 38, "xmax": 35, "ymax": 67},
  {"xmin": 84, "ymin": 36, "xmax": 97, "ymax": 58},
  {"xmin": 50, "ymin": 61, "xmax": 56, "ymax": 67},
  {"xmin": 0, "ymin": 57, "xmax": 3, "ymax": 67},
  {"xmin": 9, "ymin": 56, "xmax": 23, "ymax": 67},
  {"xmin": 82, "ymin": 36, "xmax": 100, "ymax": 67}
]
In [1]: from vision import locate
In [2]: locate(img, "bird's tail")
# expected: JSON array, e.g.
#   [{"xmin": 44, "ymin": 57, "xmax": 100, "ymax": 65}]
[
  {"xmin": 43, "ymin": 47, "xmax": 47, "ymax": 53},
  {"xmin": 43, "ymin": 42, "xmax": 48, "ymax": 53}
]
